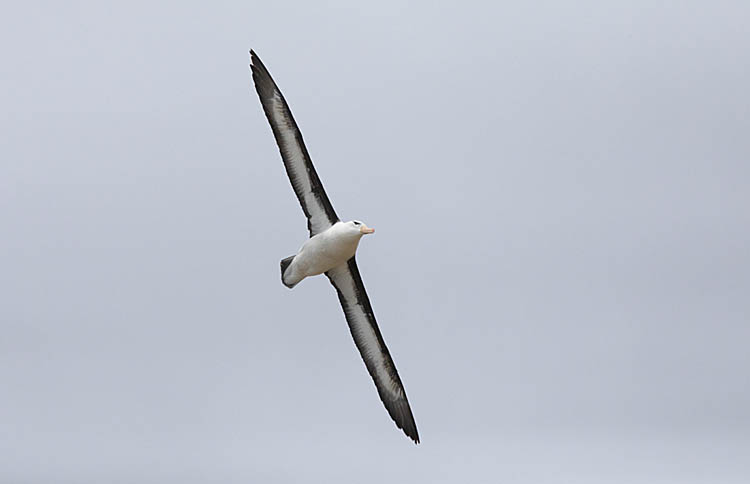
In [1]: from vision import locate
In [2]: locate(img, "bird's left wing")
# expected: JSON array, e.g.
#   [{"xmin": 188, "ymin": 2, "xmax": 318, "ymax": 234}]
[
  {"xmin": 250, "ymin": 50, "xmax": 339, "ymax": 236},
  {"xmin": 326, "ymin": 257, "xmax": 420, "ymax": 443}
]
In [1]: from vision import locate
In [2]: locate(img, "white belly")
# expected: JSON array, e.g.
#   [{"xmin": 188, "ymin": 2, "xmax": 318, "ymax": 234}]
[{"xmin": 287, "ymin": 224, "xmax": 362, "ymax": 284}]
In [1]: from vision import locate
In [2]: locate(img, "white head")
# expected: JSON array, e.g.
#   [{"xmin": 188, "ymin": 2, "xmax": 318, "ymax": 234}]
[{"xmin": 347, "ymin": 220, "xmax": 375, "ymax": 235}]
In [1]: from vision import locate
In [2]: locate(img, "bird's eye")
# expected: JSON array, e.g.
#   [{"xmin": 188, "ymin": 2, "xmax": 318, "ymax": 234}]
[{"xmin": 353, "ymin": 221, "xmax": 361, "ymax": 225}]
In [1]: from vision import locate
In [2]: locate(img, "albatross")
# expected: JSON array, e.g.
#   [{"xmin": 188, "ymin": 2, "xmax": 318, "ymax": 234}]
[{"xmin": 250, "ymin": 50, "xmax": 419, "ymax": 443}]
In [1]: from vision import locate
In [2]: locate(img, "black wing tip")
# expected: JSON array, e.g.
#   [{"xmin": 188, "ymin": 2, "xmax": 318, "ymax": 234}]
[
  {"xmin": 249, "ymin": 49, "xmax": 269, "ymax": 76},
  {"xmin": 404, "ymin": 424, "xmax": 420, "ymax": 444},
  {"xmin": 400, "ymin": 415, "xmax": 421, "ymax": 444},
  {"xmin": 249, "ymin": 50, "xmax": 277, "ymax": 98},
  {"xmin": 384, "ymin": 395, "xmax": 420, "ymax": 444}
]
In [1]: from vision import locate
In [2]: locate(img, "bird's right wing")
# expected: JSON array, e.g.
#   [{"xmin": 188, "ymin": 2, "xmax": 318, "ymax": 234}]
[
  {"xmin": 250, "ymin": 50, "xmax": 339, "ymax": 236},
  {"xmin": 326, "ymin": 257, "xmax": 419, "ymax": 443}
]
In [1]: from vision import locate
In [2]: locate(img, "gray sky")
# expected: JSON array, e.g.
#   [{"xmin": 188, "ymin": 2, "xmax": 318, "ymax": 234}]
[{"xmin": 1, "ymin": 1, "xmax": 749, "ymax": 482}]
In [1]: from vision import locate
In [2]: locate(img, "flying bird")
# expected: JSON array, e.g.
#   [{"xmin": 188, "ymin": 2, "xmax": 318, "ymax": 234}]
[{"xmin": 250, "ymin": 50, "xmax": 419, "ymax": 443}]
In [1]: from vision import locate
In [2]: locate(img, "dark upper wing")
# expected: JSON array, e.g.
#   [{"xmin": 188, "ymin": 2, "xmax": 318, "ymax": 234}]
[
  {"xmin": 326, "ymin": 258, "xmax": 419, "ymax": 443},
  {"xmin": 250, "ymin": 50, "xmax": 339, "ymax": 236}
]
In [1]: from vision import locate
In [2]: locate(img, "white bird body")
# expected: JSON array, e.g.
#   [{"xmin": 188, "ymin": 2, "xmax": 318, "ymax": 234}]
[{"xmin": 283, "ymin": 221, "xmax": 372, "ymax": 287}]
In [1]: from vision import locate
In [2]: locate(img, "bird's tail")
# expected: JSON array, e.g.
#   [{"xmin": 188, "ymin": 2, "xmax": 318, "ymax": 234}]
[{"xmin": 280, "ymin": 255, "xmax": 297, "ymax": 288}]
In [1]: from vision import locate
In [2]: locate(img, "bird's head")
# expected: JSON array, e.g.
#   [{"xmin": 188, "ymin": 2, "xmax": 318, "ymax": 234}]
[{"xmin": 348, "ymin": 220, "xmax": 375, "ymax": 235}]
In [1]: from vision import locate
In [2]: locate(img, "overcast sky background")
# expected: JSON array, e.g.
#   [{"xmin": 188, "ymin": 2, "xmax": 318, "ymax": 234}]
[{"xmin": 1, "ymin": 1, "xmax": 749, "ymax": 482}]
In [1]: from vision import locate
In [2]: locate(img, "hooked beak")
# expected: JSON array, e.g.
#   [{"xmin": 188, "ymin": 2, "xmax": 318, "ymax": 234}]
[{"xmin": 360, "ymin": 225, "xmax": 375, "ymax": 234}]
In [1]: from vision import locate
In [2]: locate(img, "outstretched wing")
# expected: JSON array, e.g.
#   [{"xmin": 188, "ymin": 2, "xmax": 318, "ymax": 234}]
[
  {"xmin": 326, "ymin": 258, "xmax": 419, "ymax": 443},
  {"xmin": 250, "ymin": 50, "xmax": 339, "ymax": 236}
]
